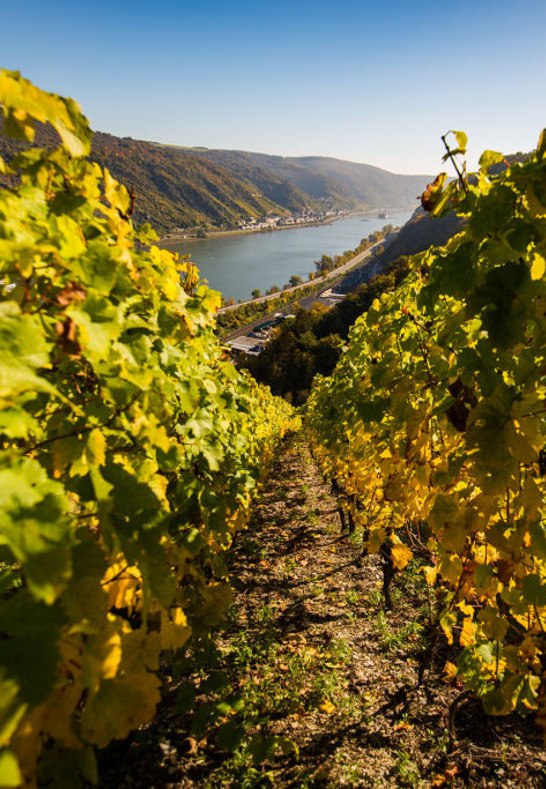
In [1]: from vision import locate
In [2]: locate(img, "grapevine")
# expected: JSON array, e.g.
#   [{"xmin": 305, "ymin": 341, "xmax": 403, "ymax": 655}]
[
  {"xmin": 307, "ymin": 130, "xmax": 546, "ymax": 731},
  {"xmin": 0, "ymin": 70, "xmax": 296, "ymax": 787}
]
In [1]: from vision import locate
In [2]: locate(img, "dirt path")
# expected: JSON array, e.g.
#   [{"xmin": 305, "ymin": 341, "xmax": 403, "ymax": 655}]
[{"xmin": 101, "ymin": 433, "xmax": 546, "ymax": 787}]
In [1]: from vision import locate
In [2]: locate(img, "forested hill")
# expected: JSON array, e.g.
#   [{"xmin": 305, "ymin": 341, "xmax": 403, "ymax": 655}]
[
  {"xmin": 0, "ymin": 127, "xmax": 318, "ymax": 234},
  {"xmin": 1, "ymin": 125, "xmax": 430, "ymax": 235},
  {"xmin": 92, "ymin": 133, "xmax": 319, "ymax": 232},
  {"xmin": 178, "ymin": 147, "xmax": 431, "ymax": 215},
  {"xmin": 255, "ymin": 153, "xmax": 430, "ymax": 209}
]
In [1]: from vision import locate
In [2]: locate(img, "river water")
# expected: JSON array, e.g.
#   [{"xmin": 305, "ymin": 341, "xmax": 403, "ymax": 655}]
[{"xmin": 163, "ymin": 211, "xmax": 413, "ymax": 302}]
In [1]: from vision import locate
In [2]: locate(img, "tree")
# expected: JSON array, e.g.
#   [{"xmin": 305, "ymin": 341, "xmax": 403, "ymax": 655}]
[
  {"xmin": 251, "ymin": 288, "xmax": 261, "ymax": 299},
  {"xmin": 315, "ymin": 254, "xmax": 334, "ymax": 273},
  {"xmin": 289, "ymin": 275, "xmax": 303, "ymax": 287}
]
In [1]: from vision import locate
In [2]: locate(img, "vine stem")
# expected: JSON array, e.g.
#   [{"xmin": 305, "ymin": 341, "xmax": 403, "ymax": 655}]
[
  {"xmin": 441, "ymin": 133, "xmax": 469, "ymax": 194},
  {"xmin": 25, "ymin": 393, "xmax": 140, "ymax": 452}
]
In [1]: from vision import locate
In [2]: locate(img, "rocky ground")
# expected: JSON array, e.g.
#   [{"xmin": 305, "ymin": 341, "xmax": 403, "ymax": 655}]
[{"xmin": 101, "ymin": 433, "xmax": 546, "ymax": 787}]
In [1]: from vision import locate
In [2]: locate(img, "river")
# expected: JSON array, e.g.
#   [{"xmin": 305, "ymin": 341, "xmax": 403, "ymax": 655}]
[{"xmin": 163, "ymin": 211, "xmax": 413, "ymax": 302}]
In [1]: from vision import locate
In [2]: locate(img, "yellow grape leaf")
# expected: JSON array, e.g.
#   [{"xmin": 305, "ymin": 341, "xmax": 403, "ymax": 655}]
[
  {"xmin": 9, "ymin": 704, "xmax": 46, "ymax": 787},
  {"xmin": 119, "ymin": 629, "xmax": 161, "ymax": 674},
  {"xmin": 103, "ymin": 169, "xmax": 130, "ymax": 215},
  {"xmin": 368, "ymin": 528, "xmax": 385, "ymax": 553},
  {"xmin": 0, "ymin": 750, "xmax": 21, "ymax": 788},
  {"xmin": 443, "ymin": 661, "xmax": 458, "ymax": 681},
  {"xmin": 531, "ymin": 253, "xmax": 546, "ymax": 281},
  {"xmin": 134, "ymin": 414, "xmax": 171, "ymax": 453},
  {"xmin": 519, "ymin": 636, "xmax": 541, "ymax": 664},
  {"xmin": 160, "ymin": 265, "xmax": 180, "ymax": 300},
  {"xmin": 478, "ymin": 606, "xmax": 508, "ymax": 640},
  {"xmin": 102, "ymin": 561, "xmax": 141, "ymax": 610},
  {"xmin": 40, "ymin": 677, "xmax": 84, "ymax": 749},
  {"xmin": 0, "ymin": 676, "xmax": 27, "ymax": 748},
  {"xmin": 422, "ymin": 565, "xmax": 437, "ymax": 586},
  {"xmin": 0, "ymin": 70, "xmax": 91, "ymax": 155},
  {"xmin": 53, "ymin": 214, "xmax": 86, "ymax": 259},
  {"xmin": 87, "ymin": 429, "xmax": 106, "ymax": 468},
  {"xmin": 82, "ymin": 618, "xmax": 122, "ymax": 693},
  {"xmin": 457, "ymin": 600, "xmax": 473, "ymax": 616},
  {"xmin": 319, "ymin": 700, "xmax": 336, "ymax": 714},
  {"xmin": 199, "ymin": 582, "xmax": 233, "ymax": 627},
  {"xmin": 438, "ymin": 554, "xmax": 463, "ymax": 585},
  {"xmin": 201, "ymin": 288, "xmax": 222, "ymax": 314},
  {"xmin": 391, "ymin": 544, "xmax": 413, "ymax": 570},
  {"xmin": 440, "ymin": 609, "xmax": 457, "ymax": 645},
  {"xmin": 460, "ymin": 617, "xmax": 476, "ymax": 647},
  {"xmin": 160, "ymin": 607, "xmax": 192, "ymax": 651},
  {"xmin": 505, "ymin": 423, "xmax": 536, "ymax": 464},
  {"xmin": 520, "ymin": 674, "xmax": 540, "ymax": 710},
  {"xmin": 52, "ymin": 434, "xmax": 85, "ymax": 478},
  {"xmin": 148, "ymin": 473, "xmax": 169, "ymax": 505},
  {"xmin": 81, "ymin": 672, "xmax": 161, "ymax": 747}
]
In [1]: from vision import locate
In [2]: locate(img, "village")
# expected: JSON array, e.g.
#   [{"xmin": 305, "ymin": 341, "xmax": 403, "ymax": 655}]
[{"xmin": 235, "ymin": 208, "xmax": 347, "ymax": 232}]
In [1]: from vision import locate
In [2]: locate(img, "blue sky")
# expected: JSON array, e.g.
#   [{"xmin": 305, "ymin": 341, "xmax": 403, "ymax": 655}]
[{"xmin": 3, "ymin": 0, "xmax": 546, "ymax": 173}]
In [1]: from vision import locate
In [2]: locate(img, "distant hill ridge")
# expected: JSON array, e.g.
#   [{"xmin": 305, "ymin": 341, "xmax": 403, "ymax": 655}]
[
  {"xmin": 0, "ymin": 122, "xmax": 431, "ymax": 234},
  {"xmin": 176, "ymin": 147, "xmax": 431, "ymax": 218}
]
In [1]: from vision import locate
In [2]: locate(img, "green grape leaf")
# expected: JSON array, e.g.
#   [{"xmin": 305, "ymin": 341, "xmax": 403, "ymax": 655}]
[
  {"xmin": 522, "ymin": 574, "xmax": 546, "ymax": 606},
  {"xmin": 37, "ymin": 746, "xmax": 98, "ymax": 789},
  {"xmin": 0, "ymin": 591, "xmax": 64, "ymax": 705},
  {"xmin": 0, "ymin": 458, "xmax": 74, "ymax": 603}
]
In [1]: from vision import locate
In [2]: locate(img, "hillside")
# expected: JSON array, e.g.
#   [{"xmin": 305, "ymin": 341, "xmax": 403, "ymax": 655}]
[
  {"xmin": 92, "ymin": 133, "xmax": 319, "ymax": 233},
  {"xmin": 1, "ymin": 122, "xmax": 430, "ymax": 234},
  {"xmin": 186, "ymin": 148, "xmax": 359, "ymax": 209},
  {"xmin": 263, "ymin": 153, "xmax": 428, "ymax": 209},
  {"xmin": 0, "ymin": 128, "xmax": 317, "ymax": 235},
  {"xmin": 338, "ymin": 206, "xmax": 463, "ymax": 291},
  {"xmin": 185, "ymin": 148, "xmax": 431, "ymax": 213}
]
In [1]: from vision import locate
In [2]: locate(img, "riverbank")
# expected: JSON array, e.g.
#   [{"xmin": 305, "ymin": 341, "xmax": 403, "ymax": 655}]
[
  {"xmin": 218, "ymin": 240, "xmax": 378, "ymax": 315},
  {"xmin": 159, "ymin": 210, "xmax": 413, "ymax": 303}
]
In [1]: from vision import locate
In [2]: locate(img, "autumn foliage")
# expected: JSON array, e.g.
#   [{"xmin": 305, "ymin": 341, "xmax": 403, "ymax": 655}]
[{"xmin": 308, "ymin": 130, "xmax": 546, "ymax": 732}]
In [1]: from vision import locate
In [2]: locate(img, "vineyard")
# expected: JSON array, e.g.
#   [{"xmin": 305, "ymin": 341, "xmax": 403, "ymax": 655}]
[
  {"xmin": 1, "ymin": 71, "xmax": 546, "ymax": 788},
  {"xmin": 307, "ymin": 131, "xmax": 546, "ymax": 725},
  {"xmin": 0, "ymin": 71, "xmax": 295, "ymax": 787}
]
